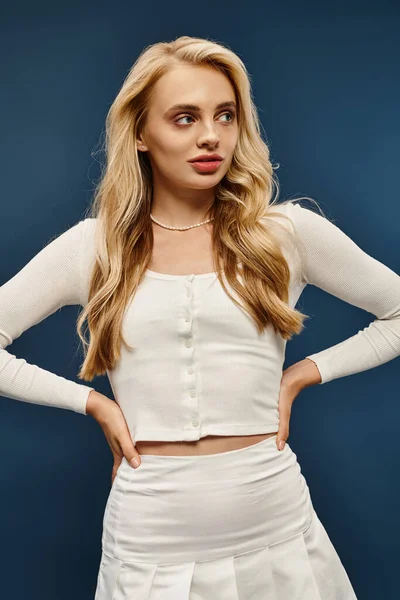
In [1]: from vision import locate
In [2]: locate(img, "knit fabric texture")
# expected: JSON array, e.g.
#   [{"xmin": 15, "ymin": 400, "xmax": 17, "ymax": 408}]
[{"xmin": 1, "ymin": 202, "xmax": 399, "ymax": 443}]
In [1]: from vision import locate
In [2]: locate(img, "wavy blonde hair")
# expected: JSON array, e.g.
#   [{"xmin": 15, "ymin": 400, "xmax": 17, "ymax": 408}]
[{"xmin": 77, "ymin": 35, "xmax": 326, "ymax": 381}]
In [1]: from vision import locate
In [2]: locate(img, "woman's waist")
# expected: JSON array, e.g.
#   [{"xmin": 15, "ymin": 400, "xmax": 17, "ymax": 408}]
[
  {"xmin": 103, "ymin": 437, "xmax": 313, "ymax": 563},
  {"xmin": 136, "ymin": 432, "xmax": 278, "ymax": 456}
]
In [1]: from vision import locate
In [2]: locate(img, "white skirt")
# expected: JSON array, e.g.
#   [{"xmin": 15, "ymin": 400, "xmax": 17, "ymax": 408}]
[{"xmin": 94, "ymin": 434, "xmax": 358, "ymax": 599}]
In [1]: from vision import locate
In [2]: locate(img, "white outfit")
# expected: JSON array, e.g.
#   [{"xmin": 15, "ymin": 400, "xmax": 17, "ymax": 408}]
[
  {"xmin": 1, "ymin": 200, "xmax": 399, "ymax": 598},
  {"xmin": 95, "ymin": 435, "xmax": 357, "ymax": 600},
  {"xmin": 1, "ymin": 202, "xmax": 399, "ymax": 440}
]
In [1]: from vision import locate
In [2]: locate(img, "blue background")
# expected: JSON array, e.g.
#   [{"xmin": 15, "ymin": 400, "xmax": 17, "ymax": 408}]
[{"xmin": 0, "ymin": 1, "xmax": 399, "ymax": 598}]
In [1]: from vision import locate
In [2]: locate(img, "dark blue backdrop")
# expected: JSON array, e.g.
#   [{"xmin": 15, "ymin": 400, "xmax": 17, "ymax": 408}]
[{"xmin": 0, "ymin": 1, "xmax": 399, "ymax": 598}]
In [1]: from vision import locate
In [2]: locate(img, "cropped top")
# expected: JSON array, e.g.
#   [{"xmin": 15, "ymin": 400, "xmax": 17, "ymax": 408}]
[{"xmin": 1, "ymin": 201, "xmax": 400, "ymax": 443}]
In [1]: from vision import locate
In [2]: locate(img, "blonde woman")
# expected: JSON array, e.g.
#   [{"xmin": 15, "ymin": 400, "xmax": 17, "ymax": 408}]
[{"xmin": 1, "ymin": 35, "xmax": 399, "ymax": 599}]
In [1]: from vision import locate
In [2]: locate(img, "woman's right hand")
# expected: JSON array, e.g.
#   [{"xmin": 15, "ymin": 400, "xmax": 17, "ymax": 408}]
[{"xmin": 86, "ymin": 390, "xmax": 141, "ymax": 484}]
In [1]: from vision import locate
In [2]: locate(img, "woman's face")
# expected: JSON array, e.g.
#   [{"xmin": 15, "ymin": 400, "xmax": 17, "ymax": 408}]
[{"xmin": 138, "ymin": 64, "xmax": 239, "ymax": 192}]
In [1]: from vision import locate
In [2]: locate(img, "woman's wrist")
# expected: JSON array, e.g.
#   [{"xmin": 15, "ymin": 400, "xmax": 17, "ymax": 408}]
[{"xmin": 282, "ymin": 358, "xmax": 322, "ymax": 392}]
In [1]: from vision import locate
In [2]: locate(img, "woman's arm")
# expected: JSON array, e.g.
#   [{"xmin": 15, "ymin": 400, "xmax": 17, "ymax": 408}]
[
  {"xmin": 288, "ymin": 201, "xmax": 400, "ymax": 384},
  {"xmin": 0, "ymin": 219, "xmax": 95, "ymax": 414}
]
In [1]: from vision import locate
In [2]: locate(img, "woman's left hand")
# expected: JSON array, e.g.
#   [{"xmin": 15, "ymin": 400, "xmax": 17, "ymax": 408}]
[{"xmin": 276, "ymin": 358, "xmax": 322, "ymax": 451}]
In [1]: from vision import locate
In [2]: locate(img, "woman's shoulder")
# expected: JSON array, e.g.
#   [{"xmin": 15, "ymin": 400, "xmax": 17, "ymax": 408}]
[
  {"xmin": 81, "ymin": 217, "xmax": 98, "ymax": 249},
  {"xmin": 262, "ymin": 200, "xmax": 324, "ymax": 220},
  {"xmin": 80, "ymin": 217, "xmax": 98, "ymax": 256},
  {"xmin": 262, "ymin": 201, "xmax": 336, "ymax": 247},
  {"xmin": 259, "ymin": 201, "xmax": 301, "ymax": 231},
  {"xmin": 82, "ymin": 216, "xmax": 98, "ymax": 232}
]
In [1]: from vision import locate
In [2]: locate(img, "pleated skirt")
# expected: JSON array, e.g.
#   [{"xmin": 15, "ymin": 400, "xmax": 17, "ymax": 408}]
[{"xmin": 94, "ymin": 434, "xmax": 358, "ymax": 599}]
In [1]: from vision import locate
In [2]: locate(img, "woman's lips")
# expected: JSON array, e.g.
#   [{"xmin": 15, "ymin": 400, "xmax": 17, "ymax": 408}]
[{"xmin": 189, "ymin": 159, "xmax": 223, "ymax": 173}]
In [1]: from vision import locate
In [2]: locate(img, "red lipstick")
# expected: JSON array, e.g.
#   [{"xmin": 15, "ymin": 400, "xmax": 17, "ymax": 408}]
[{"xmin": 188, "ymin": 153, "xmax": 223, "ymax": 173}]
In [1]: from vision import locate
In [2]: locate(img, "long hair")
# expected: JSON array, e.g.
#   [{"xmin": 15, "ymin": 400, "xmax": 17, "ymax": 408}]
[{"xmin": 77, "ymin": 35, "xmax": 325, "ymax": 381}]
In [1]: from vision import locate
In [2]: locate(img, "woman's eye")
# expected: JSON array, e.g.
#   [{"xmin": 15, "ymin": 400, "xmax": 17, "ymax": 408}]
[
  {"xmin": 176, "ymin": 115, "xmax": 194, "ymax": 125},
  {"xmin": 175, "ymin": 112, "xmax": 235, "ymax": 125},
  {"xmin": 220, "ymin": 112, "xmax": 235, "ymax": 122}
]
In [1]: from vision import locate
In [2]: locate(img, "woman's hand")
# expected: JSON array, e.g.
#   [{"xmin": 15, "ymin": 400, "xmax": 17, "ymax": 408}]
[
  {"xmin": 276, "ymin": 358, "xmax": 322, "ymax": 451},
  {"xmin": 86, "ymin": 390, "xmax": 141, "ymax": 484}
]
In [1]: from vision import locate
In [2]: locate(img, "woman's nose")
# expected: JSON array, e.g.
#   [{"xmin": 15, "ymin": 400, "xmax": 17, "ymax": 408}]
[{"xmin": 197, "ymin": 123, "xmax": 220, "ymax": 147}]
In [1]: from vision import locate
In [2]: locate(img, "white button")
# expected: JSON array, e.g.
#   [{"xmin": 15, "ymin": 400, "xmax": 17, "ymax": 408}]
[
  {"xmin": 185, "ymin": 340, "xmax": 192, "ymax": 348},
  {"xmin": 190, "ymin": 390, "xmax": 196, "ymax": 397},
  {"xmin": 188, "ymin": 366, "xmax": 194, "ymax": 374},
  {"xmin": 185, "ymin": 316, "xmax": 190, "ymax": 322},
  {"xmin": 192, "ymin": 419, "xmax": 199, "ymax": 427}
]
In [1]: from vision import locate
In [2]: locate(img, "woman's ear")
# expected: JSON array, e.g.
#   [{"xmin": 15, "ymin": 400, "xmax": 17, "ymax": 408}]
[{"xmin": 136, "ymin": 140, "xmax": 147, "ymax": 151}]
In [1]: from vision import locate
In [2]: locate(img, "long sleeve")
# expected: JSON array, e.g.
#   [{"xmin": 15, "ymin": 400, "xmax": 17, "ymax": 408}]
[
  {"xmin": 0, "ymin": 219, "xmax": 95, "ymax": 414},
  {"xmin": 287, "ymin": 201, "xmax": 400, "ymax": 384}
]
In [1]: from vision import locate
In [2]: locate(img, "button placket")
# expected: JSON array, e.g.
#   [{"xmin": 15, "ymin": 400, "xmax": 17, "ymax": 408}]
[{"xmin": 178, "ymin": 274, "xmax": 201, "ymax": 437}]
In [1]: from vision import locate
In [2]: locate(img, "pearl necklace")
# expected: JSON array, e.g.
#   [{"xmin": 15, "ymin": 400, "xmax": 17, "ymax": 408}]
[{"xmin": 150, "ymin": 213, "xmax": 215, "ymax": 231}]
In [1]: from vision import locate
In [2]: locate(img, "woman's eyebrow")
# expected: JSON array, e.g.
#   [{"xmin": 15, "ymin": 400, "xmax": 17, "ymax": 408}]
[{"xmin": 164, "ymin": 101, "xmax": 237, "ymax": 115}]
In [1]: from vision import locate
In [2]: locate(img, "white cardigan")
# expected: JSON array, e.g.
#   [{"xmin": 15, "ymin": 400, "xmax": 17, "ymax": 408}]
[{"xmin": 1, "ymin": 202, "xmax": 399, "ymax": 443}]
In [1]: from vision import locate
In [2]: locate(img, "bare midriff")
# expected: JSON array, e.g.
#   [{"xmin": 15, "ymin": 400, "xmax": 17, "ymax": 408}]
[{"xmin": 135, "ymin": 432, "xmax": 278, "ymax": 456}]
